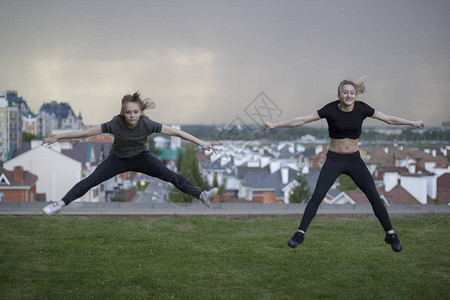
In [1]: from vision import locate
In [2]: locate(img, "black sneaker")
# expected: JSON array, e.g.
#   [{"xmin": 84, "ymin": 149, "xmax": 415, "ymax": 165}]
[
  {"xmin": 385, "ymin": 233, "xmax": 403, "ymax": 252},
  {"xmin": 288, "ymin": 231, "xmax": 304, "ymax": 248}
]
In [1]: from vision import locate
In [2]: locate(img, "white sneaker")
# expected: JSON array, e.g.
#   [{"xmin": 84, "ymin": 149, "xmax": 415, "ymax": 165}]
[
  {"xmin": 43, "ymin": 202, "xmax": 63, "ymax": 216},
  {"xmin": 201, "ymin": 187, "xmax": 218, "ymax": 208}
]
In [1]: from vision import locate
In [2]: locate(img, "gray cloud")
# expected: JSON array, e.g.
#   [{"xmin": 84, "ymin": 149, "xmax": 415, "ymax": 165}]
[{"xmin": 0, "ymin": 0, "xmax": 449, "ymax": 127}]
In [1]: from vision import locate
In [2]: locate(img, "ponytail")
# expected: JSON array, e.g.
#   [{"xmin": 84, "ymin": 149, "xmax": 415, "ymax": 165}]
[
  {"xmin": 354, "ymin": 80, "xmax": 366, "ymax": 94},
  {"xmin": 337, "ymin": 78, "xmax": 367, "ymax": 97},
  {"xmin": 354, "ymin": 76, "xmax": 367, "ymax": 94}
]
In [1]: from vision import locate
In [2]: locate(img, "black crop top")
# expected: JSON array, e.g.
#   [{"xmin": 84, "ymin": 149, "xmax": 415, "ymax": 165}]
[{"xmin": 317, "ymin": 100, "xmax": 375, "ymax": 139}]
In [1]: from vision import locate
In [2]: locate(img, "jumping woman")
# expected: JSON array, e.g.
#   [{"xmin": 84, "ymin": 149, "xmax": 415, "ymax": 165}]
[
  {"xmin": 264, "ymin": 79, "xmax": 424, "ymax": 252},
  {"xmin": 42, "ymin": 92, "xmax": 218, "ymax": 215}
]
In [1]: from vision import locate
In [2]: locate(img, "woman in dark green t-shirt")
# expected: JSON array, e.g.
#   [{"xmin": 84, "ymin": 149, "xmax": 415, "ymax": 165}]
[{"xmin": 42, "ymin": 92, "xmax": 218, "ymax": 215}]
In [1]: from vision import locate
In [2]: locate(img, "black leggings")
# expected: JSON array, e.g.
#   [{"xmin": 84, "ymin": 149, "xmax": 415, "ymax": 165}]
[
  {"xmin": 299, "ymin": 151, "xmax": 393, "ymax": 232},
  {"xmin": 62, "ymin": 151, "xmax": 202, "ymax": 205}
]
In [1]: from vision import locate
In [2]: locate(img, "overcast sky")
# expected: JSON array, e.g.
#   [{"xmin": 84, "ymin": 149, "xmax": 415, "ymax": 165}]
[{"xmin": 1, "ymin": 0, "xmax": 449, "ymax": 128}]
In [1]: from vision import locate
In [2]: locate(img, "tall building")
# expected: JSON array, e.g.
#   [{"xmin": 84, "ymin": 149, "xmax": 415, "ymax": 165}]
[
  {"xmin": 6, "ymin": 103, "xmax": 20, "ymax": 157},
  {"xmin": 5, "ymin": 91, "xmax": 25, "ymax": 159},
  {"xmin": 0, "ymin": 90, "xmax": 8, "ymax": 161},
  {"xmin": 22, "ymin": 111, "xmax": 38, "ymax": 135}
]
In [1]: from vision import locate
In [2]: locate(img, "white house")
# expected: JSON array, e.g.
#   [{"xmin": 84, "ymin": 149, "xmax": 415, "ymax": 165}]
[
  {"xmin": 382, "ymin": 170, "xmax": 435, "ymax": 204},
  {"xmin": 154, "ymin": 136, "xmax": 169, "ymax": 149},
  {"xmin": 4, "ymin": 146, "xmax": 82, "ymax": 202}
]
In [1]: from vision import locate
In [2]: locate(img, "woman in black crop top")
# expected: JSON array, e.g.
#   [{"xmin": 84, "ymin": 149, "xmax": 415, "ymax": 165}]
[
  {"xmin": 264, "ymin": 79, "xmax": 424, "ymax": 252},
  {"xmin": 41, "ymin": 92, "xmax": 218, "ymax": 215}
]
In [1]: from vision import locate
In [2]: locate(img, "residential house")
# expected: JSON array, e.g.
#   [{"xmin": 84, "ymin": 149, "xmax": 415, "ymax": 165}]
[
  {"xmin": 198, "ymin": 142, "xmax": 324, "ymax": 204},
  {"xmin": 37, "ymin": 101, "xmax": 83, "ymax": 137},
  {"xmin": 366, "ymin": 145, "xmax": 448, "ymax": 171},
  {"xmin": 0, "ymin": 166, "xmax": 38, "ymax": 202},
  {"xmin": 4, "ymin": 145, "xmax": 82, "ymax": 202},
  {"xmin": 329, "ymin": 185, "xmax": 427, "ymax": 206},
  {"xmin": 237, "ymin": 161, "xmax": 300, "ymax": 204},
  {"xmin": 61, "ymin": 141, "xmax": 114, "ymax": 202},
  {"xmin": 329, "ymin": 167, "xmax": 435, "ymax": 205},
  {"xmin": 199, "ymin": 151, "xmax": 236, "ymax": 190}
]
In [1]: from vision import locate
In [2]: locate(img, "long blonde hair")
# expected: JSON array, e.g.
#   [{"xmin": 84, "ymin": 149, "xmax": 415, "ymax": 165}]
[{"xmin": 120, "ymin": 92, "xmax": 156, "ymax": 116}]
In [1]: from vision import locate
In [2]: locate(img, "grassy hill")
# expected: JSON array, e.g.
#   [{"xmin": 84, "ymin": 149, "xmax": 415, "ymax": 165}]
[{"xmin": 1, "ymin": 215, "xmax": 448, "ymax": 299}]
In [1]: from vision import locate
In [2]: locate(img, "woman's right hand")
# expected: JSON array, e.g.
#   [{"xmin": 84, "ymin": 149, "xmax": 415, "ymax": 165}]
[
  {"xmin": 412, "ymin": 120, "xmax": 425, "ymax": 128},
  {"xmin": 263, "ymin": 121, "xmax": 277, "ymax": 130}
]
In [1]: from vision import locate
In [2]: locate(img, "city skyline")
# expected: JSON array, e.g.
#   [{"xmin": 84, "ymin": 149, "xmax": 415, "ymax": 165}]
[{"xmin": 1, "ymin": 0, "xmax": 449, "ymax": 127}]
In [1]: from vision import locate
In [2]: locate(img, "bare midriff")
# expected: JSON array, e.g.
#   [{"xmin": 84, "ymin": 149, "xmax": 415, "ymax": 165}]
[{"xmin": 328, "ymin": 138, "xmax": 359, "ymax": 153}]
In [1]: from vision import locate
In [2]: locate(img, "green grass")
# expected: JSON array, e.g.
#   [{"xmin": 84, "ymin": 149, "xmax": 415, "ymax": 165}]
[{"xmin": 1, "ymin": 216, "xmax": 449, "ymax": 299}]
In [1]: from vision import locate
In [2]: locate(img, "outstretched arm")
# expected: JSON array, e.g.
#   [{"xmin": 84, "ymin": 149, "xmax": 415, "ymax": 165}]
[
  {"xmin": 42, "ymin": 125, "xmax": 103, "ymax": 145},
  {"xmin": 160, "ymin": 124, "xmax": 216, "ymax": 153},
  {"xmin": 264, "ymin": 112, "xmax": 321, "ymax": 130},
  {"xmin": 371, "ymin": 111, "xmax": 424, "ymax": 128}
]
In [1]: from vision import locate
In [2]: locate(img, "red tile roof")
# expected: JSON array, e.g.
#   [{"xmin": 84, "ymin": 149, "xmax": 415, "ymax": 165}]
[
  {"xmin": 366, "ymin": 145, "xmax": 448, "ymax": 170},
  {"xmin": 344, "ymin": 184, "xmax": 427, "ymax": 205},
  {"xmin": 0, "ymin": 167, "xmax": 38, "ymax": 188},
  {"xmin": 437, "ymin": 173, "xmax": 450, "ymax": 189}
]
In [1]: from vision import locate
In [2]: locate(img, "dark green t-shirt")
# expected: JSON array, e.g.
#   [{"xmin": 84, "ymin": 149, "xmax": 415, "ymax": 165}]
[{"xmin": 101, "ymin": 115, "xmax": 162, "ymax": 158}]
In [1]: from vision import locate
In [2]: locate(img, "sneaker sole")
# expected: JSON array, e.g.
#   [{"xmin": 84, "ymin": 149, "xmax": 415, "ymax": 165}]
[
  {"xmin": 42, "ymin": 206, "xmax": 61, "ymax": 216},
  {"xmin": 205, "ymin": 188, "xmax": 218, "ymax": 208},
  {"xmin": 385, "ymin": 238, "xmax": 403, "ymax": 252},
  {"xmin": 42, "ymin": 209, "xmax": 54, "ymax": 216},
  {"xmin": 287, "ymin": 239, "xmax": 298, "ymax": 248}
]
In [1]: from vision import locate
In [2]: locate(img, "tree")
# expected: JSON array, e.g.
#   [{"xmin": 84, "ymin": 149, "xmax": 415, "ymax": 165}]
[
  {"xmin": 213, "ymin": 175, "xmax": 226, "ymax": 194},
  {"xmin": 289, "ymin": 173, "xmax": 311, "ymax": 203},
  {"xmin": 176, "ymin": 148, "xmax": 184, "ymax": 171},
  {"xmin": 22, "ymin": 132, "xmax": 42, "ymax": 142},
  {"xmin": 337, "ymin": 174, "xmax": 357, "ymax": 191},
  {"xmin": 147, "ymin": 138, "xmax": 162, "ymax": 156},
  {"xmin": 169, "ymin": 145, "xmax": 209, "ymax": 203}
]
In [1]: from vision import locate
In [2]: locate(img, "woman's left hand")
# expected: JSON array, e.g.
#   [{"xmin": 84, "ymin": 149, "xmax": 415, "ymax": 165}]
[{"xmin": 202, "ymin": 142, "xmax": 217, "ymax": 154}]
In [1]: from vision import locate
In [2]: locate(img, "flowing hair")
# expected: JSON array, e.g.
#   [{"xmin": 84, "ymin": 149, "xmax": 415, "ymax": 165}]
[{"xmin": 120, "ymin": 92, "xmax": 156, "ymax": 116}]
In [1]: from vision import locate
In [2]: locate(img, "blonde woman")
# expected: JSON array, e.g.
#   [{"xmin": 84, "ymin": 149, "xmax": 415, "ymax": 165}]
[{"xmin": 264, "ymin": 80, "xmax": 424, "ymax": 252}]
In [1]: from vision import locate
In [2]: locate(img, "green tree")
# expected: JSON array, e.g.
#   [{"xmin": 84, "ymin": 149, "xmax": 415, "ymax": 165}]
[
  {"xmin": 213, "ymin": 173, "xmax": 226, "ymax": 196},
  {"xmin": 147, "ymin": 138, "xmax": 162, "ymax": 156},
  {"xmin": 213, "ymin": 175, "xmax": 219, "ymax": 190},
  {"xmin": 22, "ymin": 132, "xmax": 42, "ymax": 142},
  {"xmin": 218, "ymin": 183, "xmax": 226, "ymax": 195},
  {"xmin": 337, "ymin": 174, "xmax": 357, "ymax": 191},
  {"xmin": 289, "ymin": 173, "xmax": 311, "ymax": 203},
  {"xmin": 169, "ymin": 145, "xmax": 209, "ymax": 203},
  {"xmin": 176, "ymin": 148, "xmax": 184, "ymax": 171}
]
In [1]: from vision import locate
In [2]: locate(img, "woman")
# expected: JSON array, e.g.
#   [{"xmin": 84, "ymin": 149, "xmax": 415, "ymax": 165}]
[
  {"xmin": 264, "ymin": 79, "xmax": 424, "ymax": 252},
  {"xmin": 42, "ymin": 92, "xmax": 218, "ymax": 215}
]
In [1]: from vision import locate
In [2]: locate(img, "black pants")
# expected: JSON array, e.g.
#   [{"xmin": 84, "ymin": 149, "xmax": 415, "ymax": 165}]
[
  {"xmin": 62, "ymin": 151, "xmax": 202, "ymax": 205},
  {"xmin": 299, "ymin": 151, "xmax": 393, "ymax": 232}
]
